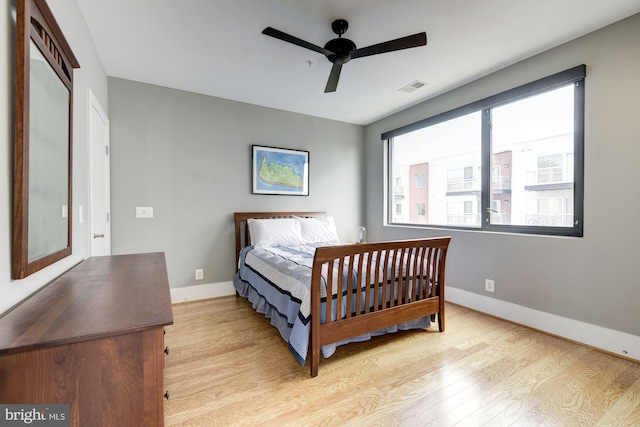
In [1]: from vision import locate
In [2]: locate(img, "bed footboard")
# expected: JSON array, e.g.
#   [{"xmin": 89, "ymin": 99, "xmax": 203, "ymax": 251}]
[{"xmin": 309, "ymin": 237, "xmax": 450, "ymax": 377}]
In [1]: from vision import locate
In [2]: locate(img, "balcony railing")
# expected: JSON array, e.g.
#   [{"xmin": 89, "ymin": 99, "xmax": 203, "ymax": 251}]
[
  {"xmin": 489, "ymin": 212, "xmax": 512, "ymax": 224},
  {"xmin": 525, "ymin": 214, "xmax": 573, "ymax": 227},
  {"xmin": 526, "ymin": 167, "xmax": 573, "ymax": 185},
  {"xmin": 491, "ymin": 175, "xmax": 511, "ymax": 190},
  {"xmin": 447, "ymin": 177, "xmax": 480, "ymax": 192},
  {"xmin": 446, "ymin": 213, "xmax": 480, "ymax": 225}
]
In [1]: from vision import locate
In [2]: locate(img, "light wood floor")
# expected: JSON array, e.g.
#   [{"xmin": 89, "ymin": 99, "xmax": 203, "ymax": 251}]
[{"xmin": 163, "ymin": 297, "xmax": 640, "ymax": 426}]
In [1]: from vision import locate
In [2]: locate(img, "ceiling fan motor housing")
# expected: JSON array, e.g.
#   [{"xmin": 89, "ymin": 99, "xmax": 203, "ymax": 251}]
[
  {"xmin": 324, "ymin": 19, "xmax": 355, "ymax": 64},
  {"xmin": 324, "ymin": 37, "xmax": 356, "ymax": 64}
]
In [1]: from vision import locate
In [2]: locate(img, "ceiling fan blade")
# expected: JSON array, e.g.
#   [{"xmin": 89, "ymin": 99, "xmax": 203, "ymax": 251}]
[
  {"xmin": 350, "ymin": 32, "xmax": 427, "ymax": 60},
  {"xmin": 324, "ymin": 63, "xmax": 342, "ymax": 93},
  {"xmin": 262, "ymin": 27, "xmax": 333, "ymax": 56}
]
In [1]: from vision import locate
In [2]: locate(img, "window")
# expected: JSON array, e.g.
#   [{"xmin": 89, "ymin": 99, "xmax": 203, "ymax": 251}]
[
  {"xmin": 384, "ymin": 66, "xmax": 585, "ymax": 237},
  {"xmin": 447, "ymin": 166, "xmax": 477, "ymax": 191},
  {"xmin": 537, "ymin": 154, "xmax": 563, "ymax": 183}
]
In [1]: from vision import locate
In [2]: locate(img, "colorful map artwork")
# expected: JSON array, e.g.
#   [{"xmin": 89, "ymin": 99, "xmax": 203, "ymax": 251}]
[{"xmin": 256, "ymin": 149, "xmax": 306, "ymax": 192}]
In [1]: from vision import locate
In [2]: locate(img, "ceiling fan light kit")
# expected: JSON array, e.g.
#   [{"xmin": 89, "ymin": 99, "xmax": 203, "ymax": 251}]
[{"xmin": 262, "ymin": 19, "xmax": 427, "ymax": 93}]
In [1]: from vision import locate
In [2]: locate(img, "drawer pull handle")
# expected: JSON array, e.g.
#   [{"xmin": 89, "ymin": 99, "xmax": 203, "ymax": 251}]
[
  {"xmin": 164, "ymin": 390, "xmax": 170, "ymax": 400},
  {"xmin": 164, "ymin": 346, "xmax": 169, "ymax": 355}
]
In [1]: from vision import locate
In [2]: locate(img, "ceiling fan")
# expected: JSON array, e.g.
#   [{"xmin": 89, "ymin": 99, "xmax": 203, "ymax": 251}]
[{"xmin": 262, "ymin": 19, "xmax": 427, "ymax": 93}]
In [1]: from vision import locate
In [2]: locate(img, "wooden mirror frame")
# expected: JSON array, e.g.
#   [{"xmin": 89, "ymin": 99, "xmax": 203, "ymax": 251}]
[{"xmin": 13, "ymin": 0, "xmax": 80, "ymax": 279}]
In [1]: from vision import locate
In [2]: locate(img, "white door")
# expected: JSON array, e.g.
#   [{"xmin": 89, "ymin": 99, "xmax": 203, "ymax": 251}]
[{"xmin": 88, "ymin": 89, "xmax": 111, "ymax": 256}]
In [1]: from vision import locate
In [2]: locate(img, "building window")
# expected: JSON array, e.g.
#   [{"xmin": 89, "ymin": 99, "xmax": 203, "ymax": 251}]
[
  {"xmin": 384, "ymin": 66, "xmax": 585, "ymax": 237},
  {"xmin": 447, "ymin": 166, "xmax": 476, "ymax": 191},
  {"xmin": 537, "ymin": 154, "xmax": 563, "ymax": 183}
]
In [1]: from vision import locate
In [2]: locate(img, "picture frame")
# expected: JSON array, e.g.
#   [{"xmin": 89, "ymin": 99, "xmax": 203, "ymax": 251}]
[{"xmin": 252, "ymin": 145, "xmax": 309, "ymax": 196}]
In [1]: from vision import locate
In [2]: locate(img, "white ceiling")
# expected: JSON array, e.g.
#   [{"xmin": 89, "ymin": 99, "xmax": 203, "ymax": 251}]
[{"xmin": 77, "ymin": 0, "xmax": 640, "ymax": 125}]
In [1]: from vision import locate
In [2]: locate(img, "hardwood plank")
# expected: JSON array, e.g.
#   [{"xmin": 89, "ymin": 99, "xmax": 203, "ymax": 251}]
[
  {"xmin": 164, "ymin": 297, "xmax": 640, "ymax": 426},
  {"xmin": 595, "ymin": 368, "xmax": 640, "ymax": 426}
]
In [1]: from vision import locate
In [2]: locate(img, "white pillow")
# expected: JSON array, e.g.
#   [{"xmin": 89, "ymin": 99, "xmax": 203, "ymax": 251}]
[
  {"xmin": 296, "ymin": 216, "xmax": 340, "ymax": 244},
  {"xmin": 247, "ymin": 218, "xmax": 304, "ymax": 248}
]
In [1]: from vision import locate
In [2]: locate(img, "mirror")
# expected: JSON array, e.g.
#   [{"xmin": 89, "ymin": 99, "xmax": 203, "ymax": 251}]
[
  {"xmin": 13, "ymin": 0, "xmax": 79, "ymax": 279},
  {"xmin": 28, "ymin": 40, "xmax": 70, "ymax": 262}
]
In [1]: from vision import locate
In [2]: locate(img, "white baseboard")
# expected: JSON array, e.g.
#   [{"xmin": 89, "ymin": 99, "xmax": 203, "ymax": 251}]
[
  {"xmin": 170, "ymin": 281, "xmax": 235, "ymax": 304},
  {"xmin": 446, "ymin": 287, "xmax": 640, "ymax": 362}
]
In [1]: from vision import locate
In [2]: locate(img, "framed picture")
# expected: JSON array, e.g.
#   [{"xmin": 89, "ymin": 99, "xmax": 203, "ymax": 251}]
[{"xmin": 252, "ymin": 145, "xmax": 309, "ymax": 196}]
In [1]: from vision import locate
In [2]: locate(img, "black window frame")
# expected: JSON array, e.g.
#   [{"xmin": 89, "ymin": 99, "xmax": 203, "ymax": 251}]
[{"xmin": 383, "ymin": 65, "xmax": 585, "ymax": 237}]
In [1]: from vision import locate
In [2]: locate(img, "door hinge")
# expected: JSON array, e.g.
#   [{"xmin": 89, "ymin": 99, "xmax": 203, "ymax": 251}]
[
  {"xmin": 106, "ymin": 212, "xmax": 110, "ymax": 223},
  {"xmin": 105, "ymin": 145, "xmax": 109, "ymax": 156}
]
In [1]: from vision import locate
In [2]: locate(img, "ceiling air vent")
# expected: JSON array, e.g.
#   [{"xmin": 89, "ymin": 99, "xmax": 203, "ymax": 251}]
[{"xmin": 399, "ymin": 80, "xmax": 427, "ymax": 93}]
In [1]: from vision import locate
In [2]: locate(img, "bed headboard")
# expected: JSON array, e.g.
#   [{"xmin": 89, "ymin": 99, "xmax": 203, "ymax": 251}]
[{"xmin": 234, "ymin": 211, "xmax": 327, "ymax": 268}]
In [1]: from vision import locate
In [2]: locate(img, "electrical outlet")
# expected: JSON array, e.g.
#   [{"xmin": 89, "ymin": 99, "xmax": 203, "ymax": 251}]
[
  {"xmin": 195, "ymin": 269, "xmax": 204, "ymax": 280},
  {"xmin": 485, "ymin": 279, "xmax": 495, "ymax": 293}
]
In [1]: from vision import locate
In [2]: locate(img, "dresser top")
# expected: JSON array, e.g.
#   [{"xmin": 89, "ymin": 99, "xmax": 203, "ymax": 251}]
[{"xmin": 0, "ymin": 253, "xmax": 174, "ymax": 354}]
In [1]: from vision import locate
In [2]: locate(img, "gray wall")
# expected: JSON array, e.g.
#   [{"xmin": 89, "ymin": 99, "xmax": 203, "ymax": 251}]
[
  {"xmin": 365, "ymin": 14, "xmax": 640, "ymax": 336},
  {"xmin": 0, "ymin": 0, "xmax": 108, "ymax": 315},
  {"xmin": 108, "ymin": 78, "xmax": 365, "ymax": 289}
]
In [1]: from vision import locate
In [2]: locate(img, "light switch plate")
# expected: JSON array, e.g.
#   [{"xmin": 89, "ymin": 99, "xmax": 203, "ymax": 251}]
[{"xmin": 136, "ymin": 206, "xmax": 154, "ymax": 218}]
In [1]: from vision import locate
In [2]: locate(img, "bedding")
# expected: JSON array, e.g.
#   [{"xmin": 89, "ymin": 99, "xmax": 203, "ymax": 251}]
[{"xmin": 247, "ymin": 217, "xmax": 304, "ymax": 247}]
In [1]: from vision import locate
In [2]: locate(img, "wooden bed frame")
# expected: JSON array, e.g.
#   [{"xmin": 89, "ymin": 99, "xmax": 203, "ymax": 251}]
[{"xmin": 234, "ymin": 211, "xmax": 450, "ymax": 377}]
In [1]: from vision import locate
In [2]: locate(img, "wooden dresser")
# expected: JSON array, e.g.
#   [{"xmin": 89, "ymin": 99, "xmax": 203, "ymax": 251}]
[{"xmin": 0, "ymin": 253, "xmax": 174, "ymax": 426}]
